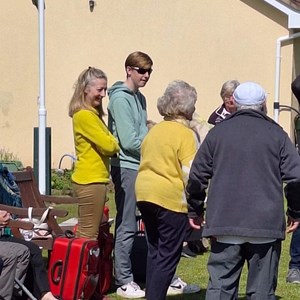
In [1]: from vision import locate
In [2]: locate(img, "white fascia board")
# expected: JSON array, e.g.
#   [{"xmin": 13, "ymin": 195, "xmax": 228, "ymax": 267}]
[
  {"xmin": 263, "ymin": 0, "xmax": 300, "ymax": 28},
  {"xmin": 289, "ymin": 13, "xmax": 300, "ymax": 28}
]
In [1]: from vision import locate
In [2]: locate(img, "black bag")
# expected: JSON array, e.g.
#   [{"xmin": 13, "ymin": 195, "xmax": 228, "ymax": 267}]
[{"xmin": 130, "ymin": 231, "xmax": 148, "ymax": 283}]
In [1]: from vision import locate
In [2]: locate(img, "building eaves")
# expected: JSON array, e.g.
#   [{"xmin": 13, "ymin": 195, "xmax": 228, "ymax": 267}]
[
  {"xmin": 263, "ymin": 0, "xmax": 300, "ymax": 28},
  {"xmin": 278, "ymin": 0, "xmax": 300, "ymax": 11}
]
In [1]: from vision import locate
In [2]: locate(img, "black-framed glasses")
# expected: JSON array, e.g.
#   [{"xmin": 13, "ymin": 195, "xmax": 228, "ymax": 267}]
[{"xmin": 131, "ymin": 66, "xmax": 153, "ymax": 75}]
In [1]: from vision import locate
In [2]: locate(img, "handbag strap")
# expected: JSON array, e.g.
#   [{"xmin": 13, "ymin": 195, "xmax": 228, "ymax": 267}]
[
  {"xmin": 28, "ymin": 206, "xmax": 50, "ymax": 225},
  {"xmin": 28, "ymin": 207, "xmax": 33, "ymax": 221}
]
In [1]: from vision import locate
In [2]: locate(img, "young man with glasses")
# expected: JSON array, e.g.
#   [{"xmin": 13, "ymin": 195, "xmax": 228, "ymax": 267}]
[
  {"xmin": 108, "ymin": 51, "xmax": 199, "ymax": 298},
  {"xmin": 108, "ymin": 51, "xmax": 153, "ymax": 298}
]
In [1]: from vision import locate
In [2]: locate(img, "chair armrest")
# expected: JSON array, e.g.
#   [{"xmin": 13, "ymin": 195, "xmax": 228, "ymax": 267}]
[
  {"xmin": 0, "ymin": 204, "xmax": 31, "ymax": 217},
  {"xmin": 48, "ymin": 209, "xmax": 68, "ymax": 218},
  {"xmin": 8, "ymin": 219, "xmax": 34, "ymax": 230},
  {"xmin": 0, "ymin": 204, "xmax": 67, "ymax": 237},
  {"xmin": 41, "ymin": 195, "xmax": 79, "ymax": 205},
  {"xmin": 0, "ymin": 204, "xmax": 68, "ymax": 218}
]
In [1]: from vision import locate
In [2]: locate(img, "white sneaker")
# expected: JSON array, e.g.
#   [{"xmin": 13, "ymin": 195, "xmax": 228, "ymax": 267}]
[
  {"xmin": 167, "ymin": 277, "xmax": 201, "ymax": 295},
  {"xmin": 116, "ymin": 281, "xmax": 145, "ymax": 299}
]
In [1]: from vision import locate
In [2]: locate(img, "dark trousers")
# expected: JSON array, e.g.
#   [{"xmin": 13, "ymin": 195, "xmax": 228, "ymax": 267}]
[
  {"xmin": 289, "ymin": 225, "xmax": 300, "ymax": 269},
  {"xmin": 137, "ymin": 201, "xmax": 188, "ymax": 300},
  {"xmin": 0, "ymin": 236, "xmax": 50, "ymax": 299},
  {"xmin": 206, "ymin": 239, "xmax": 281, "ymax": 300}
]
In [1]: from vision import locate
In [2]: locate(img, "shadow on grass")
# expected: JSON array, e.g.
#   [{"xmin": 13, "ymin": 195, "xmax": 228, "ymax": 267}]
[
  {"xmin": 109, "ymin": 280, "xmax": 205, "ymax": 299},
  {"xmin": 166, "ymin": 289, "xmax": 205, "ymax": 299},
  {"xmin": 238, "ymin": 295, "xmax": 282, "ymax": 300}
]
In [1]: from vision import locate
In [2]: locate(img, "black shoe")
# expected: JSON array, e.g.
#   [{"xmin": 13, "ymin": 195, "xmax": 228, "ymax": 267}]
[
  {"xmin": 188, "ymin": 239, "xmax": 209, "ymax": 254},
  {"xmin": 181, "ymin": 245, "xmax": 196, "ymax": 258}
]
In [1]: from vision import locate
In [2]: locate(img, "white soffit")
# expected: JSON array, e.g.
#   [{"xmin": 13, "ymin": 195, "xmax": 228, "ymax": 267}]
[{"xmin": 263, "ymin": 0, "xmax": 300, "ymax": 28}]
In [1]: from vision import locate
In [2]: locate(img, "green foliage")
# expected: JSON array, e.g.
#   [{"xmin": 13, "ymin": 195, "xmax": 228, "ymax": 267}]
[
  {"xmin": 0, "ymin": 148, "xmax": 20, "ymax": 161},
  {"xmin": 51, "ymin": 169, "xmax": 73, "ymax": 195}
]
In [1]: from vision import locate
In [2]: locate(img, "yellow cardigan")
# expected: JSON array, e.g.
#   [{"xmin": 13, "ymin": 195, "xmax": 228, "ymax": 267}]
[
  {"xmin": 72, "ymin": 109, "xmax": 119, "ymax": 184},
  {"xmin": 135, "ymin": 120, "xmax": 198, "ymax": 213}
]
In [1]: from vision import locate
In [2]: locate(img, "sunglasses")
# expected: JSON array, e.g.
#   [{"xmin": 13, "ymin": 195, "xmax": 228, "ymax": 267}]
[{"xmin": 131, "ymin": 66, "xmax": 153, "ymax": 75}]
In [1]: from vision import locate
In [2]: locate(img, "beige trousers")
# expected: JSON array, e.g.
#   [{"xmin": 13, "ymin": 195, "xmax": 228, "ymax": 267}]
[{"xmin": 73, "ymin": 182, "xmax": 107, "ymax": 240}]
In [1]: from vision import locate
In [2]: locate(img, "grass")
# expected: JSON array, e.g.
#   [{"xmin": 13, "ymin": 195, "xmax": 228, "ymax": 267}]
[{"xmin": 54, "ymin": 193, "xmax": 300, "ymax": 299}]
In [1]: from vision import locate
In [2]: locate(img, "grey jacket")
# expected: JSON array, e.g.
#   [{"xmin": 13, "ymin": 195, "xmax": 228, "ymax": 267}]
[{"xmin": 187, "ymin": 109, "xmax": 300, "ymax": 240}]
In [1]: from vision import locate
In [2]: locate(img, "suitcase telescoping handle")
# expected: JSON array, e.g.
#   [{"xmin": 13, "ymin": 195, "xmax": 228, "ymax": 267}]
[{"xmin": 51, "ymin": 260, "xmax": 63, "ymax": 284}]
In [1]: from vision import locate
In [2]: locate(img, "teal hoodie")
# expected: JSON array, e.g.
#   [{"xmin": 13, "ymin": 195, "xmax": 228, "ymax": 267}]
[{"xmin": 108, "ymin": 81, "xmax": 148, "ymax": 170}]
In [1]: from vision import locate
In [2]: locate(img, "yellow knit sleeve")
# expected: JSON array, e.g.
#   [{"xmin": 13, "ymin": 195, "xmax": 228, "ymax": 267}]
[{"xmin": 74, "ymin": 110, "xmax": 120, "ymax": 156}]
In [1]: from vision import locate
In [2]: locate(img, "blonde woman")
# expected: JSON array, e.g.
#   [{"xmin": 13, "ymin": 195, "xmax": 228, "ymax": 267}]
[{"xmin": 69, "ymin": 67, "xmax": 119, "ymax": 239}]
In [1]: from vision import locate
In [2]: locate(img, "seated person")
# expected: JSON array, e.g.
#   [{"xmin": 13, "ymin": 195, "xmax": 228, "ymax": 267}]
[
  {"xmin": 0, "ymin": 210, "xmax": 30, "ymax": 300},
  {"xmin": 0, "ymin": 209, "xmax": 57, "ymax": 300}
]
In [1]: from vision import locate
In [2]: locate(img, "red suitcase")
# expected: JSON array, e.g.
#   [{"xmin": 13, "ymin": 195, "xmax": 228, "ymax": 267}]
[
  {"xmin": 92, "ymin": 221, "xmax": 114, "ymax": 298},
  {"xmin": 48, "ymin": 236, "xmax": 99, "ymax": 300},
  {"xmin": 99, "ymin": 222, "xmax": 114, "ymax": 294}
]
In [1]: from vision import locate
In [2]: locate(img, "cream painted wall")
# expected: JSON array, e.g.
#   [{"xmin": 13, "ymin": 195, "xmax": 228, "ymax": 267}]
[{"xmin": 0, "ymin": 0, "xmax": 296, "ymax": 168}]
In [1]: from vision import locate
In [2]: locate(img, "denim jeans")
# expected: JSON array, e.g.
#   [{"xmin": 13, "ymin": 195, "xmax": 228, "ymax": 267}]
[{"xmin": 289, "ymin": 225, "xmax": 300, "ymax": 269}]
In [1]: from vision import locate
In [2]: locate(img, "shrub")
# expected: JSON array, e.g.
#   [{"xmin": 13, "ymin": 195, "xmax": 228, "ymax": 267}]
[{"xmin": 51, "ymin": 169, "xmax": 73, "ymax": 195}]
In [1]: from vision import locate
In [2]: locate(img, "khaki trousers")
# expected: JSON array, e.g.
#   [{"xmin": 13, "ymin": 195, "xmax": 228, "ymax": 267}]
[{"xmin": 73, "ymin": 182, "xmax": 107, "ymax": 240}]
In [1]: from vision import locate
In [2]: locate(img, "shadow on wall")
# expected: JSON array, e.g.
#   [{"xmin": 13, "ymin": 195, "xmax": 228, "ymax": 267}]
[{"xmin": 241, "ymin": 0, "xmax": 288, "ymax": 29}]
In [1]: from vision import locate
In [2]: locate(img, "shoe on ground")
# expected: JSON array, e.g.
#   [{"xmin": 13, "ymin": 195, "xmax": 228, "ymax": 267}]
[
  {"xmin": 167, "ymin": 277, "xmax": 201, "ymax": 295},
  {"xmin": 188, "ymin": 239, "xmax": 209, "ymax": 254},
  {"xmin": 286, "ymin": 268, "xmax": 300, "ymax": 283},
  {"xmin": 181, "ymin": 245, "xmax": 197, "ymax": 258},
  {"xmin": 116, "ymin": 281, "xmax": 145, "ymax": 298}
]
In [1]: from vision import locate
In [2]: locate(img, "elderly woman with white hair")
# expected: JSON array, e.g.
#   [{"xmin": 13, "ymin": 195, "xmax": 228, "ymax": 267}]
[{"xmin": 135, "ymin": 80, "xmax": 201, "ymax": 300}]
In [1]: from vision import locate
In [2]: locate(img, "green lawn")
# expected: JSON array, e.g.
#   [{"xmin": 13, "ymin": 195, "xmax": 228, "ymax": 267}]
[{"xmin": 55, "ymin": 193, "xmax": 300, "ymax": 299}]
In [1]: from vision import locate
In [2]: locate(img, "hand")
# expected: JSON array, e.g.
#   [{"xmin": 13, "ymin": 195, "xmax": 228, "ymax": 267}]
[
  {"xmin": 188, "ymin": 215, "xmax": 204, "ymax": 230},
  {"xmin": 147, "ymin": 120, "xmax": 156, "ymax": 130},
  {"xmin": 0, "ymin": 210, "xmax": 10, "ymax": 227},
  {"xmin": 286, "ymin": 217, "xmax": 299, "ymax": 233}
]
